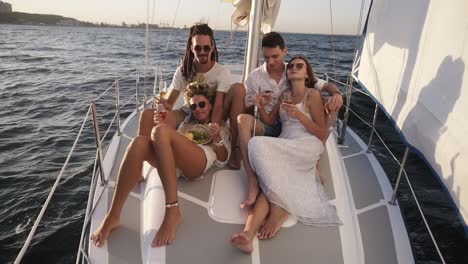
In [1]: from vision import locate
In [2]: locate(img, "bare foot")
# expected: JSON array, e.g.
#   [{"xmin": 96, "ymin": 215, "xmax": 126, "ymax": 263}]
[
  {"xmin": 230, "ymin": 231, "xmax": 253, "ymax": 254},
  {"xmin": 258, "ymin": 205, "xmax": 289, "ymax": 240},
  {"xmin": 90, "ymin": 214, "xmax": 121, "ymax": 247},
  {"xmin": 228, "ymin": 151, "xmax": 241, "ymax": 170},
  {"xmin": 151, "ymin": 207, "xmax": 182, "ymax": 247},
  {"xmin": 240, "ymin": 177, "xmax": 259, "ymax": 208}
]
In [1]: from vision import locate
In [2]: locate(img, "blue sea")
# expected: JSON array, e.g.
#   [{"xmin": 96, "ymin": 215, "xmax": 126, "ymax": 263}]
[{"xmin": 0, "ymin": 24, "xmax": 466, "ymax": 263}]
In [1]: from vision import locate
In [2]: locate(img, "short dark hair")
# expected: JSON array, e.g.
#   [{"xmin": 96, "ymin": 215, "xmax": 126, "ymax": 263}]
[
  {"xmin": 261, "ymin": 32, "xmax": 285, "ymax": 49},
  {"xmin": 182, "ymin": 24, "xmax": 219, "ymax": 81}
]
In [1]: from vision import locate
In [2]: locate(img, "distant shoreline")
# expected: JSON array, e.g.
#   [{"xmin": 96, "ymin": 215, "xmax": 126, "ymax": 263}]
[
  {"xmin": 0, "ymin": 11, "xmax": 356, "ymax": 36},
  {"xmin": 0, "ymin": 11, "xmax": 182, "ymax": 29}
]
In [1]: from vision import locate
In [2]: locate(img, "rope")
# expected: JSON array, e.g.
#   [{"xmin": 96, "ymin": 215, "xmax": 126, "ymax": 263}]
[
  {"xmin": 163, "ymin": 0, "xmax": 182, "ymax": 54},
  {"xmin": 218, "ymin": 22, "xmax": 239, "ymax": 60},
  {"xmin": 325, "ymin": 74, "xmax": 369, "ymax": 96},
  {"xmin": 328, "ymin": 0, "xmax": 337, "ymax": 80},
  {"xmin": 144, "ymin": 0, "xmax": 150, "ymax": 101},
  {"xmin": 15, "ymin": 104, "xmax": 93, "ymax": 264}
]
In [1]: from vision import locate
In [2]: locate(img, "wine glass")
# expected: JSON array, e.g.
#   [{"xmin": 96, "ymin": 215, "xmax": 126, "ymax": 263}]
[
  {"xmin": 155, "ymin": 103, "xmax": 167, "ymax": 123},
  {"xmin": 282, "ymin": 90, "xmax": 292, "ymax": 120},
  {"xmin": 283, "ymin": 90, "xmax": 292, "ymax": 104}
]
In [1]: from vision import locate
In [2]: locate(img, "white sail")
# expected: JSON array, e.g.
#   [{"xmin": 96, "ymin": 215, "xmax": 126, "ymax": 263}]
[{"xmin": 356, "ymin": 0, "xmax": 468, "ymax": 223}]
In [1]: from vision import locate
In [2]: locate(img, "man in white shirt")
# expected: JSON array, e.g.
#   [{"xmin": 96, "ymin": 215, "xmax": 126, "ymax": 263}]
[
  {"xmin": 138, "ymin": 24, "xmax": 232, "ymax": 135},
  {"xmin": 230, "ymin": 32, "xmax": 343, "ymax": 207}
]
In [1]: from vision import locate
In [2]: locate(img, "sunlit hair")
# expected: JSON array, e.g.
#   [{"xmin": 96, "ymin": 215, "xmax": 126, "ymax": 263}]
[
  {"xmin": 262, "ymin": 31, "xmax": 285, "ymax": 49},
  {"xmin": 181, "ymin": 24, "xmax": 219, "ymax": 81},
  {"xmin": 286, "ymin": 55, "xmax": 318, "ymax": 88},
  {"xmin": 183, "ymin": 81, "xmax": 216, "ymax": 106}
]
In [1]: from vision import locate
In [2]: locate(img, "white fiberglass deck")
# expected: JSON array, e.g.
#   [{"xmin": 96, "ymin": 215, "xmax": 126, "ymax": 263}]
[{"xmin": 88, "ymin": 109, "xmax": 413, "ymax": 263}]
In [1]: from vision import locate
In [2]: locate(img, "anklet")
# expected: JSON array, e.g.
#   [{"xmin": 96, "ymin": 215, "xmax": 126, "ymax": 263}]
[{"xmin": 165, "ymin": 201, "xmax": 179, "ymax": 208}]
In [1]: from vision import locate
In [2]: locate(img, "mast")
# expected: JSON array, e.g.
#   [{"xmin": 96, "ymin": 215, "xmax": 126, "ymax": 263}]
[{"xmin": 243, "ymin": 0, "xmax": 264, "ymax": 82}]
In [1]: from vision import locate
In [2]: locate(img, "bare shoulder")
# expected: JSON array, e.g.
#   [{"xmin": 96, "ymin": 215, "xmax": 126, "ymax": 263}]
[{"xmin": 307, "ymin": 88, "xmax": 322, "ymax": 102}]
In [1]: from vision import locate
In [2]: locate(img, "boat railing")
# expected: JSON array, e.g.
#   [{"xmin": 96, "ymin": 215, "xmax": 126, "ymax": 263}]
[
  {"xmin": 14, "ymin": 71, "xmax": 142, "ymax": 264},
  {"xmin": 324, "ymin": 73, "xmax": 446, "ymax": 264}
]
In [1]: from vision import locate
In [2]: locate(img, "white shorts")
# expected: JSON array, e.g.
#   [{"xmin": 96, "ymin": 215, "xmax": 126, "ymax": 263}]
[{"xmin": 176, "ymin": 145, "xmax": 217, "ymax": 180}]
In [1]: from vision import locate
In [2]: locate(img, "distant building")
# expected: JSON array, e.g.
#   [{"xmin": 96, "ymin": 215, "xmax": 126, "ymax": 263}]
[{"xmin": 0, "ymin": 1, "xmax": 12, "ymax": 13}]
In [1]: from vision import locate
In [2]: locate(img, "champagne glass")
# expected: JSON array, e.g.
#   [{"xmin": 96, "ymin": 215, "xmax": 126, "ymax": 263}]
[
  {"xmin": 158, "ymin": 80, "xmax": 167, "ymax": 99},
  {"xmin": 155, "ymin": 103, "xmax": 167, "ymax": 123}
]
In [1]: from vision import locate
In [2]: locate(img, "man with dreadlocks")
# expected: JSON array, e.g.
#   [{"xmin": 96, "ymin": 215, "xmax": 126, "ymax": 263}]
[{"xmin": 138, "ymin": 23, "xmax": 234, "ymax": 136}]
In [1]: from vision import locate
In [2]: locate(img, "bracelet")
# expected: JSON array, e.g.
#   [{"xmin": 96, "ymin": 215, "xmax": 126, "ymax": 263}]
[
  {"xmin": 214, "ymin": 139, "xmax": 224, "ymax": 147},
  {"xmin": 165, "ymin": 201, "xmax": 179, "ymax": 208}
]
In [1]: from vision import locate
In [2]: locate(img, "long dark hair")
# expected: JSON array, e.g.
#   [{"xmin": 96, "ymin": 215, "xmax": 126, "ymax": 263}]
[
  {"xmin": 182, "ymin": 24, "xmax": 219, "ymax": 81},
  {"xmin": 286, "ymin": 55, "xmax": 318, "ymax": 88}
]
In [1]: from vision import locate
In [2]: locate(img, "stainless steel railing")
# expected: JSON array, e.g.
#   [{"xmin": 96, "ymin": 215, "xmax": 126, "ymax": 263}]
[
  {"xmin": 13, "ymin": 70, "xmax": 140, "ymax": 264},
  {"xmin": 325, "ymin": 74, "xmax": 446, "ymax": 264}
]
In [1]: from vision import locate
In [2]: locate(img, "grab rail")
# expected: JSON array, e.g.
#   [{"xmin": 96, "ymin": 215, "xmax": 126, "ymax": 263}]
[{"xmin": 325, "ymin": 74, "xmax": 446, "ymax": 264}]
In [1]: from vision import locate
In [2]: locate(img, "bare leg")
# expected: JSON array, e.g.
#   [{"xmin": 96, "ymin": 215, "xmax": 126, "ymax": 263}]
[
  {"xmin": 150, "ymin": 124, "xmax": 207, "ymax": 247},
  {"xmin": 231, "ymin": 193, "xmax": 269, "ymax": 254},
  {"xmin": 91, "ymin": 136, "xmax": 158, "ymax": 247},
  {"xmin": 224, "ymin": 83, "xmax": 246, "ymax": 170},
  {"xmin": 258, "ymin": 204, "xmax": 289, "ymax": 240},
  {"xmin": 238, "ymin": 114, "xmax": 264, "ymax": 208}
]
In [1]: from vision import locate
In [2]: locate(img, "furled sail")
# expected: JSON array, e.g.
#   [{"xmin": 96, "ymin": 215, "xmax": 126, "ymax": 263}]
[
  {"xmin": 231, "ymin": 0, "xmax": 281, "ymax": 33},
  {"xmin": 356, "ymin": 0, "xmax": 468, "ymax": 223}
]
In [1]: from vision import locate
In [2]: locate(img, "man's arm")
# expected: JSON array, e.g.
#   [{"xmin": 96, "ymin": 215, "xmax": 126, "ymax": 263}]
[
  {"xmin": 211, "ymin": 91, "xmax": 225, "ymax": 124},
  {"xmin": 165, "ymin": 89, "xmax": 181, "ymax": 110},
  {"xmin": 322, "ymin": 82, "xmax": 343, "ymax": 112}
]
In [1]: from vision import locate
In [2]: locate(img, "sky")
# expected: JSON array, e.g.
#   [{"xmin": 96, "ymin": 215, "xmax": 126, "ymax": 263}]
[{"xmin": 7, "ymin": 0, "xmax": 370, "ymax": 35}]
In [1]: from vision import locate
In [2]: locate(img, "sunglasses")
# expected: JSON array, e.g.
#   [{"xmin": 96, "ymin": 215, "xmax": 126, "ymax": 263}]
[
  {"xmin": 194, "ymin": 45, "xmax": 212, "ymax": 53},
  {"xmin": 287, "ymin": 63, "xmax": 305, "ymax": 70},
  {"xmin": 189, "ymin": 101, "xmax": 207, "ymax": 111}
]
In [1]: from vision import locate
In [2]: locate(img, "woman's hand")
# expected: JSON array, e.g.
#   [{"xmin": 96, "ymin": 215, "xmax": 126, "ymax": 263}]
[
  {"xmin": 208, "ymin": 123, "xmax": 222, "ymax": 143},
  {"xmin": 153, "ymin": 108, "xmax": 166, "ymax": 125},
  {"xmin": 154, "ymin": 97, "xmax": 171, "ymax": 110},
  {"xmin": 282, "ymin": 102, "xmax": 304, "ymax": 119}
]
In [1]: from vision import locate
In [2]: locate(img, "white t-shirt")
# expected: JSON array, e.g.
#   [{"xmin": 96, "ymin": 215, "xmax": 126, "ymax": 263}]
[
  {"xmin": 245, "ymin": 62, "xmax": 325, "ymax": 113},
  {"xmin": 171, "ymin": 62, "xmax": 232, "ymax": 94}
]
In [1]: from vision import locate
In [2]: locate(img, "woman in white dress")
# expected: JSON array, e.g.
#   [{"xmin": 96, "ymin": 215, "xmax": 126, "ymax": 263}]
[{"xmin": 231, "ymin": 55, "xmax": 341, "ymax": 254}]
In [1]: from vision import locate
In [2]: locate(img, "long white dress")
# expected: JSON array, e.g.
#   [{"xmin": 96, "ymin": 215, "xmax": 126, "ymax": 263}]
[{"xmin": 248, "ymin": 94, "xmax": 341, "ymax": 226}]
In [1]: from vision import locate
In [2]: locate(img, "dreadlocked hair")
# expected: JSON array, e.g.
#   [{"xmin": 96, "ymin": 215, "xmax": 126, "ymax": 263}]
[
  {"xmin": 183, "ymin": 80, "xmax": 216, "ymax": 106},
  {"xmin": 181, "ymin": 23, "xmax": 219, "ymax": 81}
]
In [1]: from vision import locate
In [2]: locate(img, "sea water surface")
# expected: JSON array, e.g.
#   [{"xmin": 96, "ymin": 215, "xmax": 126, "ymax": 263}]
[{"xmin": 0, "ymin": 25, "xmax": 467, "ymax": 263}]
